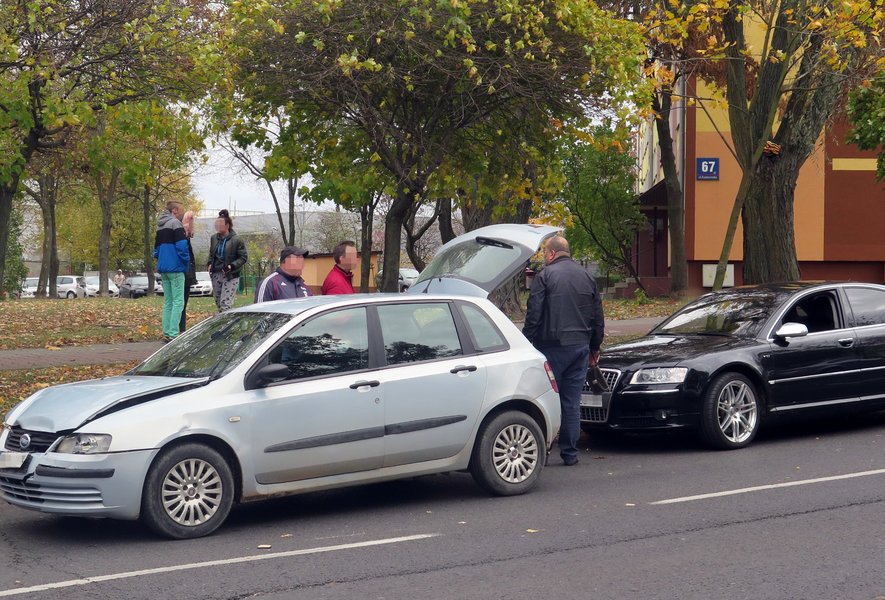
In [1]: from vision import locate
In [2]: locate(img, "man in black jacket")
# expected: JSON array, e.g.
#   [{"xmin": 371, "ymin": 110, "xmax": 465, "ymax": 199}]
[{"xmin": 523, "ymin": 235, "xmax": 605, "ymax": 466}]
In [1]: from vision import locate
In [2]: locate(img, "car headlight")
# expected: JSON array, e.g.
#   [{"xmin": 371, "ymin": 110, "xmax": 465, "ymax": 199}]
[
  {"xmin": 54, "ymin": 434, "xmax": 112, "ymax": 454},
  {"xmin": 630, "ymin": 367, "xmax": 688, "ymax": 385}
]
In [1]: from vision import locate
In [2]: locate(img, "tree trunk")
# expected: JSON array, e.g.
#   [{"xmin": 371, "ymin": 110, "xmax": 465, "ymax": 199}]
[
  {"xmin": 34, "ymin": 176, "xmax": 60, "ymax": 298},
  {"xmin": 380, "ymin": 190, "xmax": 416, "ymax": 292},
  {"xmin": 652, "ymin": 91, "xmax": 688, "ymax": 296},
  {"xmin": 143, "ymin": 184, "xmax": 156, "ymax": 296},
  {"xmin": 741, "ymin": 156, "xmax": 802, "ymax": 284},
  {"xmin": 96, "ymin": 169, "xmax": 120, "ymax": 296},
  {"xmin": 359, "ymin": 200, "xmax": 374, "ymax": 292},
  {"xmin": 287, "ymin": 176, "xmax": 297, "ymax": 246},
  {"xmin": 0, "ymin": 181, "xmax": 21, "ymax": 294},
  {"xmin": 439, "ymin": 197, "xmax": 455, "ymax": 243}
]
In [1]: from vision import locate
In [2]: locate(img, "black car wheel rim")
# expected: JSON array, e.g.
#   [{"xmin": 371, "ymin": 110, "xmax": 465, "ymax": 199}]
[{"xmin": 717, "ymin": 381, "xmax": 757, "ymax": 443}]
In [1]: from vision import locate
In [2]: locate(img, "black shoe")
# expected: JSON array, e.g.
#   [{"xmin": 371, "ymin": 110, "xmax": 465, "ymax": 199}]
[
  {"xmin": 162, "ymin": 335, "xmax": 174, "ymax": 344},
  {"xmin": 562, "ymin": 457, "xmax": 579, "ymax": 466}
]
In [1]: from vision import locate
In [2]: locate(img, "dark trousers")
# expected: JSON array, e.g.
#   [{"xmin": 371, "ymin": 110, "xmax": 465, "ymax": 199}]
[
  {"xmin": 540, "ymin": 344, "xmax": 590, "ymax": 462},
  {"xmin": 178, "ymin": 287, "xmax": 191, "ymax": 333}
]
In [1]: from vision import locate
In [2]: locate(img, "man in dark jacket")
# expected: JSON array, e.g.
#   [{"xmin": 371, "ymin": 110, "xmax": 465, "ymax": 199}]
[
  {"xmin": 321, "ymin": 240, "xmax": 357, "ymax": 295},
  {"xmin": 255, "ymin": 246, "xmax": 312, "ymax": 302},
  {"xmin": 153, "ymin": 201, "xmax": 190, "ymax": 342},
  {"xmin": 523, "ymin": 235, "xmax": 605, "ymax": 466}
]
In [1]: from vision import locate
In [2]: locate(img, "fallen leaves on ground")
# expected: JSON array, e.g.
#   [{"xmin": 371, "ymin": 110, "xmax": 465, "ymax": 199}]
[
  {"xmin": 0, "ymin": 362, "xmax": 139, "ymax": 414},
  {"xmin": 0, "ymin": 297, "xmax": 219, "ymax": 350}
]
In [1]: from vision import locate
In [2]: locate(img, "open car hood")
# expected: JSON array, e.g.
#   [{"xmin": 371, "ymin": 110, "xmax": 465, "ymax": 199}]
[{"xmin": 408, "ymin": 223, "xmax": 562, "ymax": 297}]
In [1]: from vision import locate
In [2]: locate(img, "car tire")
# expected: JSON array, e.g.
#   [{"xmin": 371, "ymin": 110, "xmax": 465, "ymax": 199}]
[
  {"xmin": 141, "ymin": 443, "xmax": 234, "ymax": 539},
  {"xmin": 470, "ymin": 410, "xmax": 545, "ymax": 496},
  {"xmin": 66, "ymin": 291, "xmax": 75, "ymax": 299},
  {"xmin": 699, "ymin": 372, "xmax": 761, "ymax": 450}
]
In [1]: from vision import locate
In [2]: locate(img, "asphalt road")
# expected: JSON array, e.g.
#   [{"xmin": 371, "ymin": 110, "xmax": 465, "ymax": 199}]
[{"xmin": 1, "ymin": 412, "xmax": 884, "ymax": 600}]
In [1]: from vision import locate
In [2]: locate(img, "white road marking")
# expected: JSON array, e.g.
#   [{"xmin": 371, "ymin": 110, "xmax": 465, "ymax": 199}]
[
  {"xmin": 650, "ymin": 468, "xmax": 885, "ymax": 505},
  {"xmin": 0, "ymin": 533, "xmax": 440, "ymax": 597}
]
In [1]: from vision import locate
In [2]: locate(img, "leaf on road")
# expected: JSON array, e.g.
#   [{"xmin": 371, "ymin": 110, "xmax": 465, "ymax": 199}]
[{"xmin": 257, "ymin": 544, "xmax": 272, "ymax": 549}]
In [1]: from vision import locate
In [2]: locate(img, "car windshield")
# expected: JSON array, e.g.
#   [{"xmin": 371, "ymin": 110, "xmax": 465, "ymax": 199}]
[
  {"xmin": 131, "ymin": 312, "xmax": 292, "ymax": 379},
  {"xmin": 24, "ymin": 278, "xmax": 37, "ymax": 287},
  {"xmin": 652, "ymin": 291, "xmax": 780, "ymax": 337},
  {"xmin": 401, "ymin": 268, "xmax": 420, "ymax": 278},
  {"xmin": 196, "ymin": 272, "xmax": 211, "ymax": 281},
  {"xmin": 128, "ymin": 277, "xmax": 148, "ymax": 286}
]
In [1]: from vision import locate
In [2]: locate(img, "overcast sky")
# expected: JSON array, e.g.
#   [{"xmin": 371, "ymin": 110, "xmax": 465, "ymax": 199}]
[{"xmin": 191, "ymin": 144, "xmax": 283, "ymax": 214}]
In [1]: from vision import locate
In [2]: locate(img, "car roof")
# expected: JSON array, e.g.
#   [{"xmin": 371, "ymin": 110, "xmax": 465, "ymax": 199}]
[{"xmin": 233, "ymin": 292, "xmax": 486, "ymax": 316}]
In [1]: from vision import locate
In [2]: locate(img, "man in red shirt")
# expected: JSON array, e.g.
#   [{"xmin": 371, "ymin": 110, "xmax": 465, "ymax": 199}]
[{"xmin": 321, "ymin": 240, "xmax": 358, "ymax": 295}]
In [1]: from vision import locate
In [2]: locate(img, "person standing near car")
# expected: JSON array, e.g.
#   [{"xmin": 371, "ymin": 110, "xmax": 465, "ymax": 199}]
[
  {"xmin": 207, "ymin": 209, "xmax": 248, "ymax": 313},
  {"xmin": 255, "ymin": 246, "xmax": 311, "ymax": 302},
  {"xmin": 179, "ymin": 210, "xmax": 197, "ymax": 333},
  {"xmin": 154, "ymin": 201, "xmax": 190, "ymax": 342},
  {"xmin": 522, "ymin": 235, "xmax": 605, "ymax": 466},
  {"xmin": 321, "ymin": 240, "xmax": 357, "ymax": 295},
  {"xmin": 113, "ymin": 269, "xmax": 125, "ymax": 288}
]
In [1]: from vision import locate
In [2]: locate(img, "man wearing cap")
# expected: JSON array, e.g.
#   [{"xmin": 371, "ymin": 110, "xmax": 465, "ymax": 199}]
[
  {"xmin": 254, "ymin": 246, "xmax": 312, "ymax": 302},
  {"xmin": 321, "ymin": 240, "xmax": 357, "ymax": 295}
]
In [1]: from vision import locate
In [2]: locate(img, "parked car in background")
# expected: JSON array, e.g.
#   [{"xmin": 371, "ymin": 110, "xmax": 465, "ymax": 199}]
[
  {"xmin": 19, "ymin": 278, "xmax": 42, "ymax": 299},
  {"xmin": 56, "ymin": 276, "xmax": 87, "ymax": 299},
  {"xmin": 0, "ymin": 224, "xmax": 562, "ymax": 539},
  {"xmin": 189, "ymin": 271, "xmax": 212, "ymax": 297},
  {"xmin": 119, "ymin": 276, "xmax": 150, "ymax": 299},
  {"xmin": 375, "ymin": 267, "xmax": 421, "ymax": 292},
  {"xmin": 154, "ymin": 275, "xmax": 163, "ymax": 296},
  {"xmin": 585, "ymin": 281, "xmax": 885, "ymax": 450},
  {"xmin": 84, "ymin": 276, "xmax": 120, "ymax": 298}
]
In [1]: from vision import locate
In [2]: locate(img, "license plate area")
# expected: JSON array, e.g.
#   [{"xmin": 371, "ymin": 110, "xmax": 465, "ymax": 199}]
[{"xmin": 0, "ymin": 451, "xmax": 28, "ymax": 470}]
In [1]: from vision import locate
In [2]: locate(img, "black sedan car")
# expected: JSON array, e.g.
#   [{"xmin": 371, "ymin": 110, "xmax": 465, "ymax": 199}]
[
  {"xmin": 118, "ymin": 276, "xmax": 150, "ymax": 299},
  {"xmin": 585, "ymin": 282, "xmax": 885, "ymax": 449}
]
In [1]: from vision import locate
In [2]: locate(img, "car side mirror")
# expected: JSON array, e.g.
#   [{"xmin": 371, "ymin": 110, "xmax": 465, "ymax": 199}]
[
  {"xmin": 253, "ymin": 363, "xmax": 290, "ymax": 387},
  {"xmin": 774, "ymin": 322, "xmax": 808, "ymax": 339}
]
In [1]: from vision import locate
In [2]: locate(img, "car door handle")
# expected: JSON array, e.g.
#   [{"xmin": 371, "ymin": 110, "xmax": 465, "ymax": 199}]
[
  {"xmin": 450, "ymin": 365, "xmax": 478, "ymax": 374},
  {"xmin": 837, "ymin": 338, "xmax": 855, "ymax": 348},
  {"xmin": 349, "ymin": 380, "xmax": 380, "ymax": 389}
]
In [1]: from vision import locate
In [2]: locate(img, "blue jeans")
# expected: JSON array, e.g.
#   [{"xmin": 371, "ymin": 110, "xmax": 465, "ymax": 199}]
[
  {"xmin": 160, "ymin": 272, "xmax": 185, "ymax": 339},
  {"xmin": 540, "ymin": 344, "xmax": 590, "ymax": 462}
]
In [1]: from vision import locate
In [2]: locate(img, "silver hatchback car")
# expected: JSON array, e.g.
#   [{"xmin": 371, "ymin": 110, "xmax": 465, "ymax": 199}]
[{"xmin": 0, "ymin": 224, "xmax": 562, "ymax": 539}]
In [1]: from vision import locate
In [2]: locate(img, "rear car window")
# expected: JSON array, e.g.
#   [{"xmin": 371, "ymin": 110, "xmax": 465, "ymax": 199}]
[
  {"xmin": 845, "ymin": 287, "xmax": 885, "ymax": 327},
  {"xmin": 378, "ymin": 303, "xmax": 462, "ymax": 365},
  {"xmin": 459, "ymin": 303, "xmax": 507, "ymax": 352}
]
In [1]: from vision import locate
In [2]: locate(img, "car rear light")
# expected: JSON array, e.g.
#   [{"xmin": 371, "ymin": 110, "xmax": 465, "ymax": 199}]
[{"xmin": 544, "ymin": 361, "xmax": 559, "ymax": 393}]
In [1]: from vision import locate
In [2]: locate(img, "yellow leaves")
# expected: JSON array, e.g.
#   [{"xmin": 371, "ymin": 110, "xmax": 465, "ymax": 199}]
[
  {"xmin": 404, "ymin": 30, "xmax": 415, "ymax": 41},
  {"xmin": 808, "ymin": 20, "xmax": 823, "ymax": 30},
  {"xmin": 267, "ymin": 18, "xmax": 284, "ymax": 35}
]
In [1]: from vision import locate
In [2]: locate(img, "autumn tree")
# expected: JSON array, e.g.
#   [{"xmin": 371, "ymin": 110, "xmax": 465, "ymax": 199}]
[
  {"xmin": 650, "ymin": 0, "xmax": 882, "ymax": 287},
  {"xmin": 0, "ymin": 0, "xmax": 220, "ymax": 288},
  {"xmin": 559, "ymin": 127, "xmax": 649, "ymax": 287},
  {"xmin": 227, "ymin": 0, "xmax": 645, "ymax": 291}
]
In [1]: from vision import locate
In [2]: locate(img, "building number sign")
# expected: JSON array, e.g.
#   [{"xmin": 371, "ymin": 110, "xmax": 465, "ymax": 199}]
[{"xmin": 697, "ymin": 158, "xmax": 720, "ymax": 180}]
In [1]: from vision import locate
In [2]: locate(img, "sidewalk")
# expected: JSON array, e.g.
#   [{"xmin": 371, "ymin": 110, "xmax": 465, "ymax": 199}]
[
  {"xmin": 0, "ymin": 318, "xmax": 663, "ymax": 372},
  {"xmin": 0, "ymin": 341, "xmax": 164, "ymax": 371}
]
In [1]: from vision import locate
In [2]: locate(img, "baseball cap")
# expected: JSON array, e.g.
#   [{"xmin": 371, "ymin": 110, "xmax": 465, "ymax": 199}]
[{"xmin": 280, "ymin": 246, "xmax": 309, "ymax": 261}]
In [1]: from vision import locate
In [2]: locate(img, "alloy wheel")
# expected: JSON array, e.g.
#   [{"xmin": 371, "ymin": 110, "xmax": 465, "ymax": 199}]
[
  {"xmin": 161, "ymin": 458, "xmax": 224, "ymax": 527},
  {"xmin": 491, "ymin": 424, "xmax": 539, "ymax": 483},
  {"xmin": 716, "ymin": 380, "xmax": 758, "ymax": 444}
]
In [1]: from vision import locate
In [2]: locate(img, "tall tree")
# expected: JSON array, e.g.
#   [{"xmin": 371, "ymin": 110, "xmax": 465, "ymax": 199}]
[
  {"xmin": 560, "ymin": 128, "xmax": 649, "ymax": 287},
  {"xmin": 0, "ymin": 0, "xmax": 220, "ymax": 288},
  {"xmin": 227, "ymin": 0, "xmax": 645, "ymax": 291}
]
